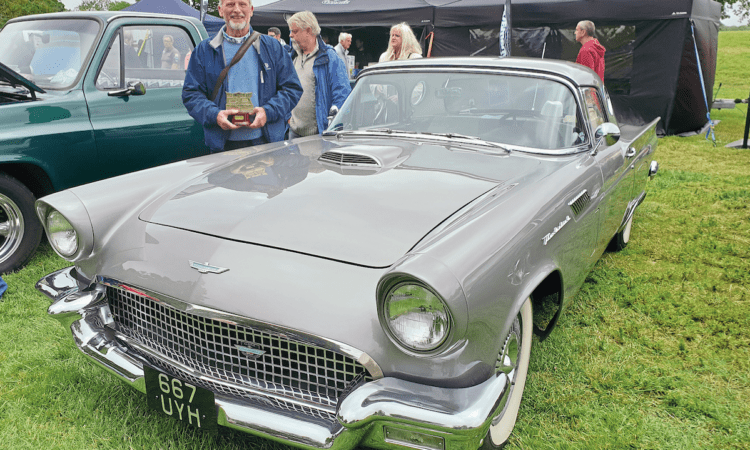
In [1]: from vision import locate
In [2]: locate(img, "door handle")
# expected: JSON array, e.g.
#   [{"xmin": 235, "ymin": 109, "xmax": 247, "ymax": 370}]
[{"xmin": 625, "ymin": 147, "xmax": 637, "ymax": 158}]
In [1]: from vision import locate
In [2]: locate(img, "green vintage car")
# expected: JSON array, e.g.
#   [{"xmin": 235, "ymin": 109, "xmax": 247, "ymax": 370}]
[{"xmin": 0, "ymin": 11, "xmax": 210, "ymax": 273}]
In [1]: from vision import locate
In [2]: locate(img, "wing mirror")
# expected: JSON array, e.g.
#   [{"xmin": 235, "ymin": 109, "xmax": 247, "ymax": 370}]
[
  {"xmin": 327, "ymin": 105, "xmax": 339, "ymax": 127},
  {"xmin": 591, "ymin": 122, "xmax": 621, "ymax": 155},
  {"xmin": 108, "ymin": 81, "xmax": 146, "ymax": 97}
]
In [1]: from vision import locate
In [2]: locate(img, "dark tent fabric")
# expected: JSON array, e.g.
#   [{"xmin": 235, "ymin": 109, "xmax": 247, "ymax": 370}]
[
  {"xmin": 250, "ymin": 0, "xmax": 434, "ymax": 27},
  {"xmin": 254, "ymin": 0, "xmax": 721, "ymax": 135},
  {"xmin": 124, "ymin": 0, "xmax": 225, "ymax": 37}
]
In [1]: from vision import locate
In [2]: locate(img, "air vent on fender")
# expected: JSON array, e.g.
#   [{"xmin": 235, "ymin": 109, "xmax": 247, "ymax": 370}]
[
  {"xmin": 568, "ymin": 190, "xmax": 591, "ymax": 217},
  {"xmin": 319, "ymin": 151, "xmax": 381, "ymax": 167}
]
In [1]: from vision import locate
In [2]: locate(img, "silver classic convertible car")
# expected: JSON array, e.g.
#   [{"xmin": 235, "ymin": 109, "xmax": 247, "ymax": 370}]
[{"xmin": 36, "ymin": 57, "xmax": 658, "ymax": 450}]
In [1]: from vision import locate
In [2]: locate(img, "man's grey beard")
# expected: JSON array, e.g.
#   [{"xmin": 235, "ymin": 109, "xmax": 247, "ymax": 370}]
[{"xmin": 228, "ymin": 19, "xmax": 248, "ymax": 31}]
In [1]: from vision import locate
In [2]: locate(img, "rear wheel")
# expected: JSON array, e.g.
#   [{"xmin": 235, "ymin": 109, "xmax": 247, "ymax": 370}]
[
  {"xmin": 608, "ymin": 213, "xmax": 633, "ymax": 252},
  {"xmin": 0, "ymin": 174, "xmax": 43, "ymax": 273},
  {"xmin": 481, "ymin": 297, "xmax": 533, "ymax": 449}
]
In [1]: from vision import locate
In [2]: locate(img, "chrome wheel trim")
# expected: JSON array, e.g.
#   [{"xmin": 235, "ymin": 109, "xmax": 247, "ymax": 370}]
[
  {"xmin": 622, "ymin": 214, "xmax": 633, "ymax": 244},
  {"xmin": 0, "ymin": 193, "xmax": 25, "ymax": 264},
  {"xmin": 488, "ymin": 297, "xmax": 533, "ymax": 446}
]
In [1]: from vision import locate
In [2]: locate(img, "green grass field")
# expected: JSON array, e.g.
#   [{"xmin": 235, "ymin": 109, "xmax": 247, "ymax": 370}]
[{"xmin": 1, "ymin": 32, "xmax": 749, "ymax": 450}]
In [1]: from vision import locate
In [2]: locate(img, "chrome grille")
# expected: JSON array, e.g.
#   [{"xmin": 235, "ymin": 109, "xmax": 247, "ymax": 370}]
[
  {"xmin": 106, "ymin": 286, "xmax": 371, "ymax": 421},
  {"xmin": 319, "ymin": 151, "xmax": 380, "ymax": 166}
]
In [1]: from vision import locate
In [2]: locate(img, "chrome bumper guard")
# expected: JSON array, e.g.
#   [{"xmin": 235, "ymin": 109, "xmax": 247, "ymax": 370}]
[{"xmin": 37, "ymin": 267, "xmax": 509, "ymax": 450}]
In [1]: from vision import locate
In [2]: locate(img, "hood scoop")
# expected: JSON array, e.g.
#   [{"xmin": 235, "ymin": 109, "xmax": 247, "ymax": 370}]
[{"xmin": 318, "ymin": 151, "xmax": 381, "ymax": 167}]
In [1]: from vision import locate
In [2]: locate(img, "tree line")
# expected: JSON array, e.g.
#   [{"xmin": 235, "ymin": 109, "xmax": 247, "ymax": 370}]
[{"xmin": 2, "ymin": 0, "xmax": 748, "ymax": 36}]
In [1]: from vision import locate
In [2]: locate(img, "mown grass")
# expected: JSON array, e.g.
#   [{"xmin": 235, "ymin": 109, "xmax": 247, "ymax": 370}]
[{"xmin": 1, "ymin": 32, "xmax": 749, "ymax": 450}]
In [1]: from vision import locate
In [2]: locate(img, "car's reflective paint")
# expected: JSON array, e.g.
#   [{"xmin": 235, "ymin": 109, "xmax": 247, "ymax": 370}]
[{"xmin": 35, "ymin": 58, "xmax": 660, "ymax": 450}]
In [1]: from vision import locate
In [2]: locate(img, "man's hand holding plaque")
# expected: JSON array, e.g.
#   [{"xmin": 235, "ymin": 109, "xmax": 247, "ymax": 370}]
[{"xmin": 219, "ymin": 92, "xmax": 259, "ymax": 129}]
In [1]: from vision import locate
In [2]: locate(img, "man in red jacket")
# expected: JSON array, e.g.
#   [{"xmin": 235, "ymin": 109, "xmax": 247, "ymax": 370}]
[{"xmin": 575, "ymin": 20, "xmax": 605, "ymax": 80}]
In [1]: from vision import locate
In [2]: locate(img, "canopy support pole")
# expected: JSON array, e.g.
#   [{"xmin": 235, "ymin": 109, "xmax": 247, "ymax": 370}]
[{"xmin": 691, "ymin": 20, "xmax": 716, "ymax": 146}]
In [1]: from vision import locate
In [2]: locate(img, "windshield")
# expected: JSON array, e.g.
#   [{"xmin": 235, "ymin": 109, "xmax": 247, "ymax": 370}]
[
  {"xmin": 329, "ymin": 71, "xmax": 587, "ymax": 151},
  {"xmin": 0, "ymin": 19, "xmax": 100, "ymax": 90}
]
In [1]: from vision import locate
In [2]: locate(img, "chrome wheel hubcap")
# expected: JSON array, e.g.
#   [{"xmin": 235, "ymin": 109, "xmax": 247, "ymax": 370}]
[{"xmin": 0, "ymin": 193, "xmax": 25, "ymax": 264}]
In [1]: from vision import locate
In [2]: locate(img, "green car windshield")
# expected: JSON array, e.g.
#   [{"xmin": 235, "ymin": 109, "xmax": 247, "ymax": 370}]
[
  {"xmin": 0, "ymin": 19, "xmax": 100, "ymax": 90},
  {"xmin": 329, "ymin": 71, "xmax": 587, "ymax": 151}
]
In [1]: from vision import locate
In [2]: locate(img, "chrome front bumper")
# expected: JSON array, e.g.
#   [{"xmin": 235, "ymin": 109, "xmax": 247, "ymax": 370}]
[{"xmin": 37, "ymin": 267, "xmax": 510, "ymax": 450}]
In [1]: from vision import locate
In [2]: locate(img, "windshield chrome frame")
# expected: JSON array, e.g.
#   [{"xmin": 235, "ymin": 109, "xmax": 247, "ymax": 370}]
[{"xmin": 353, "ymin": 66, "xmax": 592, "ymax": 156}]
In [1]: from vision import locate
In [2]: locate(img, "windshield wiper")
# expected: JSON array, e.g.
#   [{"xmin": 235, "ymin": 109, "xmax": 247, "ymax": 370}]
[
  {"xmin": 420, "ymin": 131, "xmax": 477, "ymax": 139},
  {"xmin": 419, "ymin": 132, "xmax": 511, "ymax": 153},
  {"xmin": 323, "ymin": 128, "xmax": 510, "ymax": 153},
  {"xmin": 323, "ymin": 128, "xmax": 417, "ymax": 137}
]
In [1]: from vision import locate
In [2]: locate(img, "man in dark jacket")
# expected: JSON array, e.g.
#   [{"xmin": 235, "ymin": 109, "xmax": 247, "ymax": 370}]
[
  {"xmin": 286, "ymin": 11, "xmax": 351, "ymax": 139},
  {"xmin": 574, "ymin": 20, "xmax": 605, "ymax": 81},
  {"xmin": 182, "ymin": 0, "xmax": 302, "ymax": 152}
]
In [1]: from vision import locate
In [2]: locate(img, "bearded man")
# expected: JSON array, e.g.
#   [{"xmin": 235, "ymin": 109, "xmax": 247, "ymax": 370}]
[{"xmin": 182, "ymin": 0, "xmax": 302, "ymax": 152}]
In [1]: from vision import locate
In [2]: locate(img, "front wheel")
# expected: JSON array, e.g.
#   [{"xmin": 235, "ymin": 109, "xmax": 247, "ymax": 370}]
[
  {"xmin": 481, "ymin": 297, "xmax": 533, "ymax": 449},
  {"xmin": 0, "ymin": 174, "xmax": 43, "ymax": 273}
]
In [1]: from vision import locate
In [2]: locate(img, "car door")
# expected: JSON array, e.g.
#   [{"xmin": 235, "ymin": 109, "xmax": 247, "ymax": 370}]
[
  {"xmin": 585, "ymin": 87, "xmax": 633, "ymax": 250},
  {"xmin": 83, "ymin": 20, "xmax": 208, "ymax": 181}
]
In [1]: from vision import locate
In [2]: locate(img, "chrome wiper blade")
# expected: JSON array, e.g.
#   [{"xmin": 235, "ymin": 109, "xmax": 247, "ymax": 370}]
[
  {"xmin": 326, "ymin": 128, "xmax": 418, "ymax": 136},
  {"xmin": 421, "ymin": 131, "xmax": 478, "ymax": 139},
  {"xmin": 420, "ymin": 132, "xmax": 511, "ymax": 153},
  {"xmin": 323, "ymin": 128, "xmax": 510, "ymax": 152}
]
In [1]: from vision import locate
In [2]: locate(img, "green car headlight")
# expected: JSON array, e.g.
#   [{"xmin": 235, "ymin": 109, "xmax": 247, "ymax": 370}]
[
  {"xmin": 46, "ymin": 210, "xmax": 78, "ymax": 257},
  {"xmin": 383, "ymin": 282, "xmax": 451, "ymax": 352}
]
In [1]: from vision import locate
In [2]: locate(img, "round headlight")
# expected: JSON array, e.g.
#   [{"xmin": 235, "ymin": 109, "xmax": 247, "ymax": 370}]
[
  {"xmin": 46, "ymin": 210, "xmax": 78, "ymax": 257},
  {"xmin": 383, "ymin": 282, "xmax": 451, "ymax": 352}
]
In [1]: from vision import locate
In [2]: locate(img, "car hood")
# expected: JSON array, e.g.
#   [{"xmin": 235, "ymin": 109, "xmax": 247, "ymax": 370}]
[
  {"xmin": 139, "ymin": 137, "xmax": 541, "ymax": 267},
  {"xmin": 0, "ymin": 62, "xmax": 45, "ymax": 94}
]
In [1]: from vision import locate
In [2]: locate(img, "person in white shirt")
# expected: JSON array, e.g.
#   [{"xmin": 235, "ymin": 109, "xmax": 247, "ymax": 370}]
[
  {"xmin": 334, "ymin": 32, "xmax": 352, "ymax": 65},
  {"xmin": 379, "ymin": 23, "xmax": 422, "ymax": 62}
]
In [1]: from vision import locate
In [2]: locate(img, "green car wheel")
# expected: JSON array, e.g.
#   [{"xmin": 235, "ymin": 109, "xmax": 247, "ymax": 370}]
[{"xmin": 0, "ymin": 174, "xmax": 43, "ymax": 273}]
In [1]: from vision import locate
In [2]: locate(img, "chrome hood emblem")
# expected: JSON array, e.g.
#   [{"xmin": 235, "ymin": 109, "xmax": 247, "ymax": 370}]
[
  {"xmin": 189, "ymin": 261, "xmax": 229, "ymax": 274},
  {"xmin": 235, "ymin": 343, "xmax": 266, "ymax": 359}
]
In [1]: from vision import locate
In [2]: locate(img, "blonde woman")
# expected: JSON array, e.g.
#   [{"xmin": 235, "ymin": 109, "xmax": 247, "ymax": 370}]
[{"xmin": 379, "ymin": 22, "xmax": 422, "ymax": 62}]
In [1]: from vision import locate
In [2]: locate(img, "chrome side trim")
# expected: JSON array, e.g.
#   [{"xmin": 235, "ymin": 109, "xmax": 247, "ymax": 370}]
[{"xmin": 96, "ymin": 275, "xmax": 384, "ymax": 380}]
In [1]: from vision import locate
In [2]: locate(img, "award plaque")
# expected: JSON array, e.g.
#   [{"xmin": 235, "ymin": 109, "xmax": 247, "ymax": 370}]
[{"xmin": 226, "ymin": 92, "xmax": 256, "ymax": 125}]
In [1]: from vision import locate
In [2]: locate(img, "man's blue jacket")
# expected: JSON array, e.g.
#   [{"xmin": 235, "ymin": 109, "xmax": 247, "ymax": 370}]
[
  {"xmin": 291, "ymin": 36, "xmax": 351, "ymax": 134},
  {"xmin": 183, "ymin": 28, "xmax": 302, "ymax": 152}
]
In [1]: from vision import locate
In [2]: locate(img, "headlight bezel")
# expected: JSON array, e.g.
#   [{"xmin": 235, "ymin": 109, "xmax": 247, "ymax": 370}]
[
  {"xmin": 46, "ymin": 210, "xmax": 79, "ymax": 257},
  {"xmin": 36, "ymin": 193, "xmax": 94, "ymax": 263},
  {"xmin": 378, "ymin": 276, "xmax": 454, "ymax": 355}
]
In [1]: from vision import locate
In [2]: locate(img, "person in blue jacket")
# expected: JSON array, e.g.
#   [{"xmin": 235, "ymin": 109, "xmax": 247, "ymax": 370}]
[
  {"xmin": 182, "ymin": 0, "xmax": 302, "ymax": 153},
  {"xmin": 286, "ymin": 11, "xmax": 351, "ymax": 139}
]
